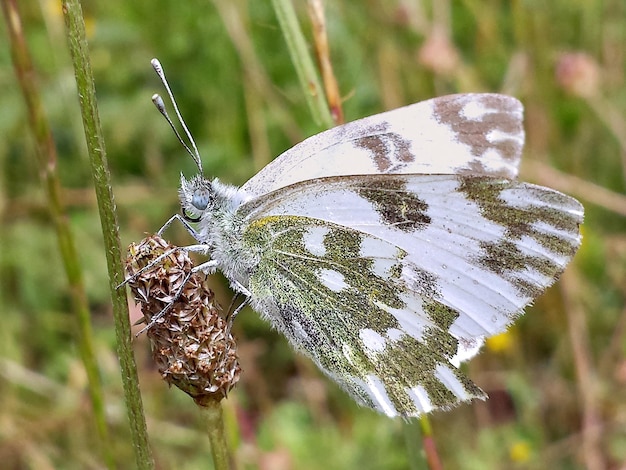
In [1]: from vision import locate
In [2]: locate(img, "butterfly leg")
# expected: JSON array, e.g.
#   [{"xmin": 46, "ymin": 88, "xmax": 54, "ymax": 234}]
[
  {"xmin": 225, "ymin": 293, "xmax": 242, "ymax": 318},
  {"xmin": 228, "ymin": 296, "xmax": 250, "ymax": 321},
  {"xmin": 225, "ymin": 281, "xmax": 252, "ymax": 329},
  {"xmin": 221, "ymin": 294, "xmax": 250, "ymax": 341},
  {"xmin": 190, "ymin": 258, "xmax": 219, "ymax": 276},
  {"xmin": 157, "ymin": 213, "xmax": 202, "ymax": 241}
]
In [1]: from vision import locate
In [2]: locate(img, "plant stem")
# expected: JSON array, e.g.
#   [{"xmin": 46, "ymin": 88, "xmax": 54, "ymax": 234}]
[
  {"xmin": 418, "ymin": 415, "xmax": 443, "ymax": 470},
  {"xmin": 1, "ymin": 0, "xmax": 115, "ymax": 467},
  {"xmin": 404, "ymin": 416, "xmax": 443, "ymax": 470},
  {"xmin": 60, "ymin": 0, "xmax": 154, "ymax": 468},
  {"xmin": 403, "ymin": 419, "xmax": 428, "ymax": 470},
  {"xmin": 307, "ymin": 0, "xmax": 344, "ymax": 125},
  {"xmin": 271, "ymin": 0, "xmax": 333, "ymax": 128},
  {"xmin": 197, "ymin": 397, "xmax": 233, "ymax": 470}
]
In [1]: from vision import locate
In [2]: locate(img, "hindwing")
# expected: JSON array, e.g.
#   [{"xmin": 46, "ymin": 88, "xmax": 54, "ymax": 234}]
[
  {"xmin": 237, "ymin": 174, "xmax": 583, "ymax": 416},
  {"xmin": 242, "ymin": 215, "xmax": 487, "ymax": 416}
]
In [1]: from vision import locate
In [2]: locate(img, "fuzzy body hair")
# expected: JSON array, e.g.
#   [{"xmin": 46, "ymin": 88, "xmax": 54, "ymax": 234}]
[{"xmin": 179, "ymin": 174, "xmax": 258, "ymax": 291}]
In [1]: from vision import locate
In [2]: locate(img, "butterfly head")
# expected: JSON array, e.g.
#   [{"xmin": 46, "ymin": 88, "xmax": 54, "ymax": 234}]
[{"xmin": 179, "ymin": 174, "xmax": 215, "ymax": 222}]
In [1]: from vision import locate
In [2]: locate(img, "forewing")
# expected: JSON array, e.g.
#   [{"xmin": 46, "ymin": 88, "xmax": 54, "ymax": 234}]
[
  {"xmin": 239, "ymin": 175, "xmax": 583, "ymax": 416},
  {"xmin": 241, "ymin": 94, "xmax": 524, "ymax": 199},
  {"xmin": 242, "ymin": 216, "xmax": 487, "ymax": 417}
]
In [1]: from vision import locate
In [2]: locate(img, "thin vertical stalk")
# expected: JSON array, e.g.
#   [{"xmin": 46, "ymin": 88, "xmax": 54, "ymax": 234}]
[
  {"xmin": 403, "ymin": 417, "xmax": 441, "ymax": 470},
  {"xmin": 271, "ymin": 0, "xmax": 333, "ymax": 128},
  {"xmin": 403, "ymin": 419, "xmax": 427, "ymax": 470},
  {"xmin": 197, "ymin": 397, "xmax": 232, "ymax": 470},
  {"xmin": 419, "ymin": 415, "xmax": 443, "ymax": 470},
  {"xmin": 307, "ymin": 0, "xmax": 344, "ymax": 125},
  {"xmin": 1, "ymin": 0, "xmax": 114, "ymax": 467},
  {"xmin": 59, "ymin": 0, "xmax": 154, "ymax": 468}
]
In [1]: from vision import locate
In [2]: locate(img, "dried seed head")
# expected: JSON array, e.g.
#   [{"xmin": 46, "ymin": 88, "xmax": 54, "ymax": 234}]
[{"xmin": 125, "ymin": 235, "xmax": 241, "ymax": 400}]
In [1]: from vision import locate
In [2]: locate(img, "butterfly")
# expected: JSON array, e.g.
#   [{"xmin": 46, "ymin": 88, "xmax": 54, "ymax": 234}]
[{"xmin": 144, "ymin": 61, "xmax": 583, "ymax": 418}]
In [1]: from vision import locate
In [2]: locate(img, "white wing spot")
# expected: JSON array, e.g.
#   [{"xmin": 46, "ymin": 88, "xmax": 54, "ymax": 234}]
[
  {"xmin": 342, "ymin": 343, "xmax": 355, "ymax": 366},
  {"xmin": 460, "ymin": 100, "xmax": 489, "ymax": 120},
  {"xmin": 371, "ymin": 258, "xmax": 396, "ymax": 277},
  {"xmin": 319, "ymin": 269, "xmax": 349, "ymax": 292},
  {"xmin": 407, "ymin": 385, "xmax": 434, "ymax": 413},
  {"xmin": 435, "ymin": 364, "xmax": 472, "ymax": 400},
  {"xmin": 531, "ymin": 221, "xmax": 581, "ymax": 245},
  {"xmin": 481, "ymin": 147, "xmax": 507, "ymax": 162},
  {"xmin": 291, "ymin": 320, "xmax": 310, "ymax": 342},
  {"xmin": 386, "ymin": 328, "xmax": 404, "ymax": 342},
  {"xmin": 302, "ymin": 226, "xmax": 330, "ymax": 257},
  {"xmin": 487, "ymin": 128, "xmax": 524, "ymax": 146},
  {"xmin": 373, "ymin": 299, "xmax": 427, "ymax": 341},
  {"xmin": 359, "ymin": 328, "xmax": 387, "ymax": 353},
  {"xmin": 365, "ymin": 375, "xmax": 397, "ymax": 417},
  {"xmin": 518, "ymin": 233, "xmax": 569, "ymax": 268},
  {"xmin": 359, "ymin": 238, "xmax": 401, "ymax": 277},
  {"xmin": 359, "ymin": 237, "xmax": 398, "ymax": 258},
  {"xmin": 450, "ymin": 337, "xmax": 483, "ymax": 367}
]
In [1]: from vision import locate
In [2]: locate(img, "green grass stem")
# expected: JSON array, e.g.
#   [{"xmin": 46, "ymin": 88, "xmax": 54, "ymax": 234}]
[
  {"xmin": 60, "ymin": 0, "xmax": 153, "ymax": 468},
  {"xmin": 271, "ymin": 0, "xmax": 333, "ymax": 128},
  {"xmin": 197, "ymin": 397, "xmax": 233, "ymax": 470}
]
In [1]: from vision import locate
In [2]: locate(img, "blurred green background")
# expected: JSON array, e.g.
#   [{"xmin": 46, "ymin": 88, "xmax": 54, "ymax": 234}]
[{"xmin": 1, "ymin": 1, "xmax": 625, "ymax": 469}]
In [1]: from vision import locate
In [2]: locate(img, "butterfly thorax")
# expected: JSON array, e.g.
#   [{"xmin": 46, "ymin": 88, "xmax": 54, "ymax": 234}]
[{"xmin": 179, "ymin": 174, "xmax": 257, "ymax": 290}]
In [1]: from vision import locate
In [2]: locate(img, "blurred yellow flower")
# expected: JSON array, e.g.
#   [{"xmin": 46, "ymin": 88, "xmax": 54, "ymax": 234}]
[
  {"xmin": 509, "ymin": 440, "xmax": 531, "ymax": 462},
  {"xmin": 485, "ymin": 330, "xmax": 515, "ymax": 353}
]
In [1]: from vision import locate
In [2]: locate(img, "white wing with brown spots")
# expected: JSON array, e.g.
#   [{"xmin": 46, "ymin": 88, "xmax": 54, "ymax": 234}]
[
  {"xmin": 236, "ymin": 173, "xmax": 583, "ymax": 417},
  {"xmin": 241, "ymin": 94, "xmax": 524, "ymax": 199}
]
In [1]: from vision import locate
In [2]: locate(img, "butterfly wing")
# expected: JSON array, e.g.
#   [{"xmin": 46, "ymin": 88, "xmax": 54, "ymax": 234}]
[
  {"xmin": 242, "ymin": 215, "xmax": 486, "ymax": 416},
  {"xmin": 237, "ymin": 174, "xmax": 583, "ymax": 417},
  {"xmin": 240, "ymin": 94, "xmax": 524, "ymax": 199}
]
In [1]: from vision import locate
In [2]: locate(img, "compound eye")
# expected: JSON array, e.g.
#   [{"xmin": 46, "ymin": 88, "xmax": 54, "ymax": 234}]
[
  {"xmin": 191, "ymin": 189, "xmax": 210, "ymax": 211},
  {"xmin": 182, "ymin": 207, "xmax": 201, "ymax": 223}
]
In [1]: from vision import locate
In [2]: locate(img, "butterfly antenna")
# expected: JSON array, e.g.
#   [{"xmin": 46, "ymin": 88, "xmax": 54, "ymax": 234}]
[{"xmin": 151, "ymin": 58, "xmax": 203, "ymax": 174}]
